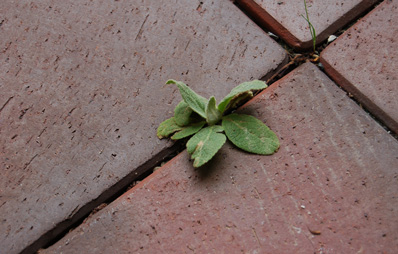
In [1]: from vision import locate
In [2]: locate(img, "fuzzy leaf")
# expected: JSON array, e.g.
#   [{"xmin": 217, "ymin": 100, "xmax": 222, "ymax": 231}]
[
  {"xmin": 218, "ymin": 80, "xmax": 267, "ymax": 113},
  {"xmin": 167, "ymin": 79, "xmax": 207, "ymax": 119},
  {"xmin": 223, "ymin": 91, "xmax": 253, "ymax": 113},
  {"xmin": 174, "ymin": 100, "xmax": 193, "ymax": 126},
  {"xmin": 205, "ymin": 96, "xmax": 222, "ymax": 125},
  {"xmin": 222, "ymin": 113, "xmax": 279, "ymax": 154},
  {"xmin": 171, "ymin": 121, "xmax": 205, "ymax": 140},
  {"xmin": 157, "ymin": 117, "xmax": 182, "ymax": 139},
  {"xmin": 186, "ymin": 126, "xmax": 226, "ymax": 168}
]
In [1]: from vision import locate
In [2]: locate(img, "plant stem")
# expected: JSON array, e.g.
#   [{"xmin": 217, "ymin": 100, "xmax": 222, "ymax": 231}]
[{"xmin": 302, "ymin": 0, "xmax": 316, "ymax": 52}]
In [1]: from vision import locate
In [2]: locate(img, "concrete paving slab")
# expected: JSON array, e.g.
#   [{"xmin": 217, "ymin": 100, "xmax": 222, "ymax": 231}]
[
  {"xmin": 0, "ymin": 1, "xmax": 287, "ymax": 253},
  {"xmin": 43, "ymin": 63, "xmax": 398, "ymax": 254},
  {"xmin": 321, "ymin": 0, "xmax": 398, "ymax": 134},
  {"xmin": 236, "ymin": 0, "xmax": 378, "ymax": 50}
]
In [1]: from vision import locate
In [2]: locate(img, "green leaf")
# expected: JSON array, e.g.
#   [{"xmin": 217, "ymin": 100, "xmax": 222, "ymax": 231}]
[
  {"xmin": 222, "ymin": 113, "xmax": 279, "ymax": 155},
  {"xmin": 174, "ymin": 100, "xmax": 193, "ymax": 126},
  {"xmin": 205, "ymin": 96, "xmax": 222, "ymax": 125},
  {"xmin": 171, "ymin": 121, "xmax": 205, "ymax": 140},
  {"xmin": 166, "ymin": 79, "xmax": 207, "ymax": 119},
  {"xmin": 218, "ymin": 80, "xmax": 267, "ymax": 113},
  {"xmin": 186, "ymin": 126, "xmax": 226, "ymax": 168},
  {"xmin": 223, "ymin": 91, "xmax": 254, "ymax": 113},
  {"xmin": 157, "ymin": 117, "xmax": 182, "ymax": 139}
]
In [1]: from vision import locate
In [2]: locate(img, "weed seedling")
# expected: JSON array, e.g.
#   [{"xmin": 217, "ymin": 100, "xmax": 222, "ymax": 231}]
[
  {"xmin": 157, "ymin": 80, "xmax": 279, "ymax": 168},
  {"xmin": 301, "ymin": 0, "xmax": 317, "ymax": 52}
]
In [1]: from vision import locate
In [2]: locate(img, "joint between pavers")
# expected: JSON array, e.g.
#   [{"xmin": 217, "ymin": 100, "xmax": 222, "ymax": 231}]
[
  {"xmin": 22, "ymin": 142, "xmax": 184, "ymax": 254},
  {"xmin": 320, "ymin": 58, "xmax": 398, "ymax": 138},
  {"xmin": 235, "ymin": 0, "xmax": 383, "ymax": 52}
]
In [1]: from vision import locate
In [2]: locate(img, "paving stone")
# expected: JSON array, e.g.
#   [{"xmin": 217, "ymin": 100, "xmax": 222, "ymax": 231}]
[
  {"xmin": 0, "ymin": 1, "xmax": 287, "ymax": 253},
  {"xmin": 321, "ymin": 0, "xmax": 398, "ymax": 134},
  {"xmin": 43, "ymin": 63, "xmax": 398, "ymax": 253},
  {"xmin": 236, "ymin": 0, "xmax": 378, "ymax": 50}
]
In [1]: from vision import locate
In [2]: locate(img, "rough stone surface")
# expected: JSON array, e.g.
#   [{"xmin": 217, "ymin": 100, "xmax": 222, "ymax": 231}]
[
  {"xmin": 43, "ymin": 63, "xmax": 398, "ymax": 254},
  {"xmin": 0, "ymin": 1, "xmax": 287, "ymax": 253},
  {"xmin": 236, "ymin": 0, "xmax": 378, "ymax": 50},
  {"xmin": 321, "ymin": 0, "xmax": 398, "ymax": 134}
]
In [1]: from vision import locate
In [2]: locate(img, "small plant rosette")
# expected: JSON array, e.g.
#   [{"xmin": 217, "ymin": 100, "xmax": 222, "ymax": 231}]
[{"xmin": 157, "ymin": 79, "xmax": 280, "ymax": 167}]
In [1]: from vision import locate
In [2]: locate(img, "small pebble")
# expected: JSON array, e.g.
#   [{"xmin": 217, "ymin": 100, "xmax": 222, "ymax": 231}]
[{"xmin": 327, "ymin": 35, "xmax": 337, "ymax": 43}]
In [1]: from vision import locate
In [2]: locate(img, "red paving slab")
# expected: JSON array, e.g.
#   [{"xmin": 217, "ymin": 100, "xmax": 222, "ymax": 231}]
[
  {"xmin": 236, "ymin": 0, "xmax": 378, "ymax": 50},
  {"xmin": 43, "ymin": 63, "xmax": 398, "ymax": 254},
  {"xmin": 0, "ymin": 1, "xmax": 287, "ymax": 253},
  {"xmin": 321, "ymin": 0, "xmax": 398, "ymax": 134}
]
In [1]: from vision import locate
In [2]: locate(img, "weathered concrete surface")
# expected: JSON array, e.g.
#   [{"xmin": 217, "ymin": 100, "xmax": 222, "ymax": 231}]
[
  {"xmin": 321, "ymin": 0, "xmax": 398, "ymax": 134},
  {"xmin": 0, "ymin": 0, "xmax": 287, "ymax": 253},
  {"xmin": 43, "ymin": 63, "xmax": 398, "ymax": 253},
  {"xmin": 236, "ymin": 0, "xmax": 378, "ymax": 50}
]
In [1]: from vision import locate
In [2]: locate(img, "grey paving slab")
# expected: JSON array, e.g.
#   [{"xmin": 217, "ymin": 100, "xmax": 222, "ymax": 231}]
[
  {"xmin": 43, "ymin": 63, "xmax": 398, "ymax": 254},
  {"xmin": 321, "ymin": 0, "xmax": 398, "ymax": 134},
  {"xmin": 236, "ymin": 0, "xmax": 378, "ymax": 50},
  {"xmin": 0, "ymin": 0, "xmax": 287, "ymax": 253}
]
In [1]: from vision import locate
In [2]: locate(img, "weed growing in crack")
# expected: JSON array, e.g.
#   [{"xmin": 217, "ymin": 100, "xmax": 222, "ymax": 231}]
[
  {"xmin": 157, "ymin": 80, "xmax": 279, "ymax": 168},
  {"xmin": 301, "ymin": 0, "xmax": 317, "ymax": 52}
]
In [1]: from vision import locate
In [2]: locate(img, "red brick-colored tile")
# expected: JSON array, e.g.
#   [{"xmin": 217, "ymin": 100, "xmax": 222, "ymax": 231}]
[
  {"xmin": 0, "ymin": 1, "xmax": 287, "ymax": 253},
  {"xmin": 236, "ymin": 0, "xmax": 378, "ymax": 50},
  {"xmin": 43, "ymin": 63, "xmax": 398, "ymax": 253},
  {"xmin": 321, "ymin": 0, "xmax": 398, "ymax": 134}
]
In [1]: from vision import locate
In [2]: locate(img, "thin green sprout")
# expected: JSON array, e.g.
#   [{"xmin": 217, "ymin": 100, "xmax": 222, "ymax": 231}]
[{"xmin": 301, "ymin": 0, "xmax": 317, "ymax": 52}]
